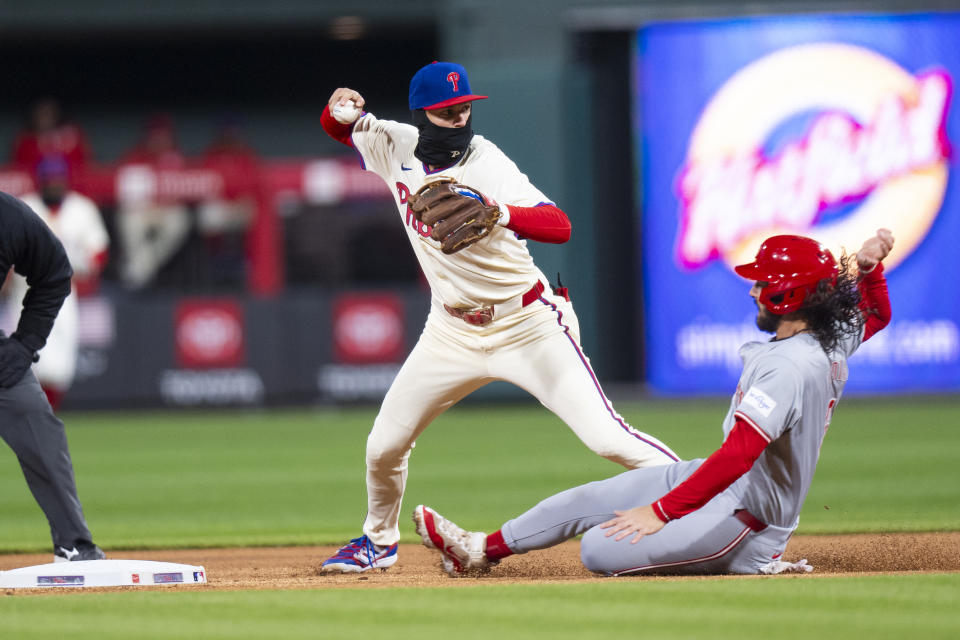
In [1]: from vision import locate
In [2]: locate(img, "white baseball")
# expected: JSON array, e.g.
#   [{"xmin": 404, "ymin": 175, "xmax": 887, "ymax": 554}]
[{"xmin": 332, "ymin": 99, "xmax": 360, "ymax": 124}]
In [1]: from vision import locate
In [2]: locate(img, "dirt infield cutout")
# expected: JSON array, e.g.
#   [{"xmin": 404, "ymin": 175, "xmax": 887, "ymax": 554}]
[{"xmin": 2, "ymin": 532, "xmax": 957, "ymax": 594}]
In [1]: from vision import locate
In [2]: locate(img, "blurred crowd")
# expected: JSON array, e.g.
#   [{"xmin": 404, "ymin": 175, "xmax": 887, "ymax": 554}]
[
  {"xmin": 6, "ymin": 97, "xmax": 262, "ymax": 294},
  {"xmin": 1, "ymin": 98, "xmax": 268, "ymax": 410}
]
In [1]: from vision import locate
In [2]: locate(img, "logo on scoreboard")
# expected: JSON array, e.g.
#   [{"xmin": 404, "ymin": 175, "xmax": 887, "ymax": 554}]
[{"xmin": 676, "ymin": 43, "xmax": 952, "ymax": 271}]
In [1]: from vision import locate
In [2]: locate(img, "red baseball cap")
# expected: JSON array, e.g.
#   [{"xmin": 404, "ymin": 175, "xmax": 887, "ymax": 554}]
[{"xmin": 409, "ymin": 61, "xmax": 488, "ymax": 110}]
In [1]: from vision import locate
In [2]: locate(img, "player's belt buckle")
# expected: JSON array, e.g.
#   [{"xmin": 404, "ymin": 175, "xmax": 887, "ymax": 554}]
[
  {"xmin": 443, "ymin": 281, "xmax": 546, "ymax": 327},
  {"xmin": 444, "ymin": 304, "xmax": 494, "ymax": 326},
  {"xmin": 734, "ymin": 509, "xmax": 768, "ymax": 532}
]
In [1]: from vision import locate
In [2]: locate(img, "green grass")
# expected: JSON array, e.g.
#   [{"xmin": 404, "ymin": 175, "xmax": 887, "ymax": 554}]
[
  {"xmin": 2, "ymin": 398, "xmax": 958, "ymax": 638},
  {"xmin": 2, "ymin": 397, "xmax": 959, "ymax": 552},
  {"xmin": 1, "ymin": 574, "xmax": 958, "ymax": 639}
]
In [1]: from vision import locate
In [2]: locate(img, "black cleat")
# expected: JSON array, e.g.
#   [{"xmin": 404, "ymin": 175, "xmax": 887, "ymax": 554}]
[{"xmin": 54, "ymin": 542, "xmax": 106, "ymax": 563}]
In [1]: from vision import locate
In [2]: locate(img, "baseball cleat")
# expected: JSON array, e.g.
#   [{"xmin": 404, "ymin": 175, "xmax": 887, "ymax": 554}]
[
  {"xmin": 320, "ymin": 535, "xmax": 398, "ymax": 573},
  {"xmin": 412, "ymin": 504, "xmax": 489, "ymax": 576},
  {"xmin": 53, "ymin": 542, "xmax": 106, "ymax": 563}
]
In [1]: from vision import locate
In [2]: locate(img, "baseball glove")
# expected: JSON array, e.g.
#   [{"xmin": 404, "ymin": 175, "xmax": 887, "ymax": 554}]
[{"xmin": 408, "ymin": 179, "xmax": 502, "ymax": 254}]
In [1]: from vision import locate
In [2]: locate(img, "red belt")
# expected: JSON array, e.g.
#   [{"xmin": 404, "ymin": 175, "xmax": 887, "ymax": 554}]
[
  {"xmin": 521, "ymin": 280, "xmax": 547, "ymax": 306},
  {"xmin": 444, "ymin": 281, "xmax": 546, "ymax": 326},
  {"xmin": 734, "ymin": 509, "xmax": 768, "ymax": 532}
]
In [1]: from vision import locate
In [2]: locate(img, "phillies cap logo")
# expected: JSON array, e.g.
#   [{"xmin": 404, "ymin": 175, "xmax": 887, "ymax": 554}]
[
  {"xmin": 676, "ymin": 43, "xmax": 952, "ymax": 272},
  {"xmin": 409, "ymin": 61, "xmax": 488, "ymax": 110}
]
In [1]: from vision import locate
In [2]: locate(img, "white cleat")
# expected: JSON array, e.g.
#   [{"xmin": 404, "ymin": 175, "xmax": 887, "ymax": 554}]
[{"xmin": 412, "ymin": 504, "xmax": 489, "ymax": 576}]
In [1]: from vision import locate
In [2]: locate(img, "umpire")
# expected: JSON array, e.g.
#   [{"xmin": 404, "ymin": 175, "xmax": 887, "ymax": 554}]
[{"xmin": 0, "ymin": 190, "xmax": 104, "ymax": 562}]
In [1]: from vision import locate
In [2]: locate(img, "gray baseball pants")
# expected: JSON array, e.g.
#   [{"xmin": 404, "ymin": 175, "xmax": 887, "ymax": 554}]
[
  {"xmin": 500, "ymin": 459, "xmax": 794, "ymax": 575},
  {"xmin": 0, "ymin": 370, "xmax": 94, "ymax": 551}
]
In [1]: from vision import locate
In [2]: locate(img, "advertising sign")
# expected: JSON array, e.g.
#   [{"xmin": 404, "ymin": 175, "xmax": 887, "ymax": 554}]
[
  {"xmin": 166, "ymin": 298, "xmax": 262, "ymax": 405},
  {"xmin": 638, "ymin": 12, "xmax": 960, "ymax": 393},
  {"xmin": 332, "ymin": 294, "xmax": 405, "ymax": 364},
  {"xmin": 320, "ymin": 293, "xmax": 407, "ymax": 401},
  {"xmin": 175, "ymin": 299, "xmax": 246, "ymax": 369}
]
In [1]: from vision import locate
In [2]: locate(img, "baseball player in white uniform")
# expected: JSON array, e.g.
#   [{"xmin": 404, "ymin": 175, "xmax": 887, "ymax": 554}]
[
  {"xmin": 414, "ymin": 229, "xmax": 894, "ymax": 576},
  {"xmin": 319, "ymin": 61, "xmax": 679, "ymax": 573},
  {"xmin": 8, "ymin": 156, "xmax": 109, "ymax": 409}
]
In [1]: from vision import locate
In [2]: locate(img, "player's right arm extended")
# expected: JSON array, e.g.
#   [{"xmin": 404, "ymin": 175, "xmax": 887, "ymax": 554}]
[
  {"xmin": 600, "ymin": 418, "xmax": 768, "ymax": 543},
  {"xmin": 651, "ymin": 417, "xmax": 769, "ymax": 522}
]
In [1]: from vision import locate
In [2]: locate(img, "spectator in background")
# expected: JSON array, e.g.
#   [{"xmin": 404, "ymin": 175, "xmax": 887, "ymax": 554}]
[
  {"xmin": 199, "ymin": 115, "xmax": 258, "ymax": 234},
  {"xmin": 7, "ymin": 156, "xmax": 109, "ymax": 409},
  {"xmin": 11, "ymin": 98, "xmax": 91, "ymax": 183},
  {"xmin": 197, "ymin": 116, "xmax": 259, "ymax": 286},
  {"xmin": 121, "ymin": 113, "xmax": 186, "ymax": 170},
  {"xmin": 115, "ymin": 114, "xmax": 191, "ymax": 289}
]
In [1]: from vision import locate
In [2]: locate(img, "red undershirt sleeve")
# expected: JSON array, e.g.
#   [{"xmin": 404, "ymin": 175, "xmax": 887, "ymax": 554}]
[
  {"xmin": 502, "ymin": 204, "xmax": 571, "ymax": 244},
  {"xmin": 857, "ymin": 262, "xmax": 891, "ymax": 342},
  {"xmin": 320, "ymin": 104, "xmax": 356, "ymax": 149},
  {"xmin": 651, "ymin": 418, "xmax": 770, "ymax": 523}
]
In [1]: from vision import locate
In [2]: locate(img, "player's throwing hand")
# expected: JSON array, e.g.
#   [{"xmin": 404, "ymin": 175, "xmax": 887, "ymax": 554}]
[
  {"xmin": 600, "ymin": 504, "xmax": 666, "ymax": 544},
  {"xmin": 328, "ymin": 88, "xmax": 365, "ymax": 110}
]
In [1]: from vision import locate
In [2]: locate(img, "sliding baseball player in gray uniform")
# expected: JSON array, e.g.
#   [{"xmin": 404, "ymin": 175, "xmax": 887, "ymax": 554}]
[{"xmin": 415, "ymin": 229, "xmax": 893, "ymax": 576}]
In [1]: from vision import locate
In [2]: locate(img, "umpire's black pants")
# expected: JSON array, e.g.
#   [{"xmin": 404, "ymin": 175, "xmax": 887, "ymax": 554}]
[{"xmin": 0, "ymin": 370, "xmax": 94, "ymax": 552}]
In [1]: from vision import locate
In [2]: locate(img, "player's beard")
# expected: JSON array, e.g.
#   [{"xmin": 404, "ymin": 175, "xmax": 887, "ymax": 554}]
[
  {"xmin": 412, "ymin": 109, "xmax": 474, "ymax": 167},
  {"xmin": 755, "ymin": 305, "xmax": 781, "ymax": 334}
]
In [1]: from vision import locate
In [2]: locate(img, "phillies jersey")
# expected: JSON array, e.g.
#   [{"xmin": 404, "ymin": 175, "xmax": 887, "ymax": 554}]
[
  {"xmin": 19, "ymin": 192, "xmax": 108, "ymax": 278},
  {"xmin": 350, "ymin": 112, "xmax": 552, "ymax": 309},
  {"xmin": 724, "ymin": 328, "xmax": 863, "ymax": 529}
]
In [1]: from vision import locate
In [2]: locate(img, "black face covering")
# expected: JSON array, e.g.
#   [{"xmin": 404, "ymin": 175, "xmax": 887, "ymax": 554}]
[
  {"xmin": 412, "ymin": 109, "xmax": 474, "ymax": 167},
  {"xmin": 41, "ymin": 187, "xmax": 66, "ymax": 209}
]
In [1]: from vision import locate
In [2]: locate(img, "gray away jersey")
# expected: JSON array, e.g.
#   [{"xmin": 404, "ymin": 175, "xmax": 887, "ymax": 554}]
[{"xmin": 724, "ymin": 328, "xmax": 863, "ymax": 530}]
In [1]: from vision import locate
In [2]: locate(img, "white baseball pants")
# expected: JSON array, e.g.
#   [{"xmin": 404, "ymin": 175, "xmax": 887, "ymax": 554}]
[{"xmin": 362, "ymin": 291, "xmax": 679, "ymax": 547}]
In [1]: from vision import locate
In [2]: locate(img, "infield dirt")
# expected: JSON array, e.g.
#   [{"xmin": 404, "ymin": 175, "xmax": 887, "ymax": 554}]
[{"xmin": 2, "ymin": 532, "xmax": 958, "ymax": 594}]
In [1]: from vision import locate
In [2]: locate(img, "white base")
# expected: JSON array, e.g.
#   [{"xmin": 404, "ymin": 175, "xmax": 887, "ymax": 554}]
[{"xmin": 0, "ymin": 559, "xmax": 207, "ymax": 588}]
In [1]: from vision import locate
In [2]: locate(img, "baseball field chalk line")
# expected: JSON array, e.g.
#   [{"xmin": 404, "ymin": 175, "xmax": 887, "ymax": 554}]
[{"xmin": 0, "ymin": 559, "xmax": 207, "ymax": 588}]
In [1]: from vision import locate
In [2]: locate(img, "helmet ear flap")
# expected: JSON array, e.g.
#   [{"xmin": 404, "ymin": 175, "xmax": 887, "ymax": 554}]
[
  {"xmin": 758, "ymin": 276, "xmax": 829, "ymax": 314},
  {"xmin": 759, "ymin": 285, "xmax": 800, "ymax": 314},
  {"xmin": 737, "ymin": 235, "xmax": 839, "ymax": 315}
]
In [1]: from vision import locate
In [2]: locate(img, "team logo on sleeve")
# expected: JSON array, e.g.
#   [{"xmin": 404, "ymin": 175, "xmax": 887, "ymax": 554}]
[{"xmin": 741, "ymin": 386, "xmax": 777, "ymax": 417}]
